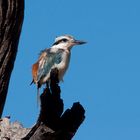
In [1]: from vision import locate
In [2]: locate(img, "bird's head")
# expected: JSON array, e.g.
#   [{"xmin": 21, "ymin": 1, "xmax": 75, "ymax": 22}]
[{"xmin": 52, "ymin": 35, "xmax": 86, "ymax": 50}]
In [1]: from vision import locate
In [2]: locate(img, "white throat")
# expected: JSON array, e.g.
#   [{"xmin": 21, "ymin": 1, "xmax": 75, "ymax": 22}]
[{"xmin": 52, "ymin": 43, "xmax": 69, "ymax": 50}]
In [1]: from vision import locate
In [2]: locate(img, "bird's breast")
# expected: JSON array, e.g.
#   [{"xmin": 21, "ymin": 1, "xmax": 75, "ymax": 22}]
[{"xmin": 55, "ymin": 50, "xmax": 71, "ymax": 81}]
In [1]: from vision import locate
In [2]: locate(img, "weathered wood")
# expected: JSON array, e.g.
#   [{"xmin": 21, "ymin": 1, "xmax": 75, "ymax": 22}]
[
  {"xmin": 22, "ymin": 69, "xmax": 85, "ymax": 140},
  {"xmin": 0, "ymin": 116, "xmax": 30, "ymax": 139},
  {"xmin": 0, "ymin": 0, "xmax": 24, "ymax": 117}
]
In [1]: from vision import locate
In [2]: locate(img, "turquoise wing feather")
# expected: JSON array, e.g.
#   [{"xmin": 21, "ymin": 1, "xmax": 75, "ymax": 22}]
[{"xmin": 37, "ymin": 48, "xmax": 63, "ymax": 82}]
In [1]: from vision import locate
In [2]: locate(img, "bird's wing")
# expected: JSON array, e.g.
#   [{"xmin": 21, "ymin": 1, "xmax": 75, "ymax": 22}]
[
  {"xmin": 37, "ymin": 48, "xmax": 63, "ymax": 82},
  {"xmin": 32, "ymin": 62, "xmax": 39, "ymax": 84}
]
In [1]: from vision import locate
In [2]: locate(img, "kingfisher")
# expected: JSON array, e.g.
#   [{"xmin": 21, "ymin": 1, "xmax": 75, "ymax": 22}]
[{"xmin": 31, "ymin": 35, "xmax": 86, "ymax": 97}]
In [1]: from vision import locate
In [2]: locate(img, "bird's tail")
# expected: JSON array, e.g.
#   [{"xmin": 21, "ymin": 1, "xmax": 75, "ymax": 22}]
[{"xmin": 30, "ymin": 80, "xmax": 41, "ymax": 107}]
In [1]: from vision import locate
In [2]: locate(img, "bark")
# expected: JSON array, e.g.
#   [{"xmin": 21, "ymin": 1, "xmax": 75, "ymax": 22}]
[{"xmin": 0, "ymin": 0, "xmax": 24, "ymax": 117}]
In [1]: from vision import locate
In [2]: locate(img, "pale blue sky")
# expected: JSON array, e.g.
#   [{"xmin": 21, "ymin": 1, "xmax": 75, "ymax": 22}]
[{"xmin": 3, "ymin": 0, "xmax": 140, "ymax": 140}]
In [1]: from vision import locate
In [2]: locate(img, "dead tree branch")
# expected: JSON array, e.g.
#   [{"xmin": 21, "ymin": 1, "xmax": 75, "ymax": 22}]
[{"xmin": 22, "ymin": 68, "xmax": 85, "ymax": 140}]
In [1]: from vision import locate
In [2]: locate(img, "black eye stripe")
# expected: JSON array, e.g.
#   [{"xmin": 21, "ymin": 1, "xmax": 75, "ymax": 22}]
[
  {"xmin": 53, "ymin": 38, "xmax": 68, "ymax": 45},
  {"xmin": 62, "ymin": 39, "xmax": 68, "ymax": 42}
]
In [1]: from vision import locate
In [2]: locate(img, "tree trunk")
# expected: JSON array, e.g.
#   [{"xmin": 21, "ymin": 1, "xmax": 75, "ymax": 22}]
[{"xmin": 0, "ymin": 0, "xmax": 24, "ymax": 118}]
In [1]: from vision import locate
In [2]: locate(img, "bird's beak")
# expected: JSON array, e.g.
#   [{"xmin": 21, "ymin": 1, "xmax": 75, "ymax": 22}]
[{"xmin": 73, "ymin": 40, "xmax": 87, "ymax": 45}]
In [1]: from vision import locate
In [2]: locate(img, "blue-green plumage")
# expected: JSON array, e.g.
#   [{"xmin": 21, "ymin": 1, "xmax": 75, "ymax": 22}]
[{"xmin": 37, "ymin": 48, "xmax": 69, "ymax": 85}]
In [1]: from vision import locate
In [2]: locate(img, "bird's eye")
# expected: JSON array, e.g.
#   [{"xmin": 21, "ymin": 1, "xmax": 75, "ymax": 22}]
[
  {"xmin": 62, "ymin": 39, "xmax": 68, "ymax": 42},
  {"xmin": 52, "ymin": 38, "xmax": 68, "ymax": 46}
]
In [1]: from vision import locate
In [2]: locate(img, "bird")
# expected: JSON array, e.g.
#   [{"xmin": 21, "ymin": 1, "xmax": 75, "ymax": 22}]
[{"xmin": 31, "ymin": 35, "xmax": 86, "ymax": 99}]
